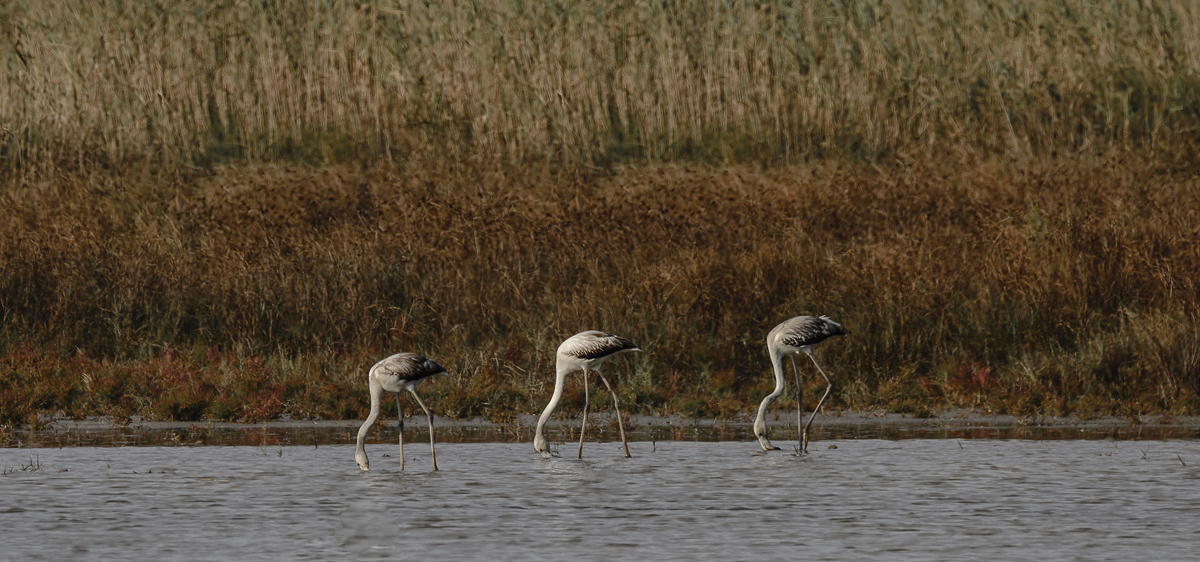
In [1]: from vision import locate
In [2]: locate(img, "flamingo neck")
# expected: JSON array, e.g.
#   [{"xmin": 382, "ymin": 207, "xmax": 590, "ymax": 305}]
[
  {"xmin": 754, "ymin": 345, "xmax": 787, "ymax": 434},
  {"xmin": 356, "ymin": 381, "xmax": 383, "ymax": 461},
  {"xmin": 534, "ymin": 361, "xmax": 571, "ymax": 451}
]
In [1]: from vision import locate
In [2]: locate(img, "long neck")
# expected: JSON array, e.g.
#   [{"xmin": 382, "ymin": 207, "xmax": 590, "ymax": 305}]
[
  {"xmin": 754, "ymin": 345, "xmax": 787, "ymax": 433},
  {"xmin": 534, "ymin": 361, "xmax": 571, "ymax": 450},
  {"xmin": 356, "ymin": 380, "xmax": 383, "ymax": 458}
]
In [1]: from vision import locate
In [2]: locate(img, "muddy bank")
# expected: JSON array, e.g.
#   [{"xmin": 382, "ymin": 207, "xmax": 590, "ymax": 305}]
[{"xmin": 5, "ymin": 410, "xmax": 1199, "ymax": 448}]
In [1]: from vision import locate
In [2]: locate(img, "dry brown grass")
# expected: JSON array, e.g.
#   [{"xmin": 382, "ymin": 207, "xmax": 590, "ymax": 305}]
[
  {"xmin": 3, "ymin": 0, "xmax": 1200, "ymax": 171},
  {"xmin": 3, "ymin": 153, "xmax": 1199, "ymax": 424},
  {"xmin": 3, "ymin": 0, "xmax": 1200, "ymax": 425}
]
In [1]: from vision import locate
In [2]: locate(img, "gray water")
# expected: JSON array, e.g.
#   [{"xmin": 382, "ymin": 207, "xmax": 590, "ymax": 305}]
[{"xmin": 3, "ymin": 439, "xmax": 1199, "ymax": 561}]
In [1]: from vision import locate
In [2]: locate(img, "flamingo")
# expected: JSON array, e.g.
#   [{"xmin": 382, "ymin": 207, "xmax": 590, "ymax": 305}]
[
  {"xmin": 533, "ymin": 331, "xmax": 641, "ymax": 459},
  {"xmin": 355, "ymin": 353, "xmax": 448, "ymax": 471},
  {"xmin": 754, "ymin": 315, "xmax": 847, "ymax": 453}
]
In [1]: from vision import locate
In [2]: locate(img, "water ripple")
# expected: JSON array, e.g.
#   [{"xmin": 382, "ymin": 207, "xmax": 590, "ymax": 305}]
[{"xmin": 2, "ymin": 440, "xmax": 1199, "ymax": 561}]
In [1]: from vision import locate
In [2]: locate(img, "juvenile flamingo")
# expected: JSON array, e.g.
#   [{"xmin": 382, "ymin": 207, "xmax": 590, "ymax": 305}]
[
  {"xmin": 355, "ymin": 353, "xmax": 447, "ymax": 471},
  {"xmin": 754, "ymin": 315, "xmax": 847, "ymax": 453},
  {"xmin": 534, "ymin": 331, "xmax": 641, "ymax": 459}
]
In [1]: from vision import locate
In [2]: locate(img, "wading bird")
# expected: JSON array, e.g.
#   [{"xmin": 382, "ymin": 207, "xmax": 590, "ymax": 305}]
[
  {"xmin": 355, "ymin": 353, "xmax": 448, "ymax": 471},
  {"xmin": 534, "ymin": 331, "xmax": 641, "ymax": 459},
  {"xmin": 754, "ymin": 315, "xmax": 847, "ymax": 453}
]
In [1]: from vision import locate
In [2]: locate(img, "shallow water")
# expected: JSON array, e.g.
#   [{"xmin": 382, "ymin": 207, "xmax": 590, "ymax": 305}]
[{"xmin": 3, "ymin": 438, "xmax": 1199, "ymax": 561}]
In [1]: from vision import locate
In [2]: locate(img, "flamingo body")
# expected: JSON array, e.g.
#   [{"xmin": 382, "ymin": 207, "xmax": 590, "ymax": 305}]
[
  {"xmin": 534, "ymin": 331, "xmax": 640, "ymax": 459},
  {"xmin": 355, "ymin": 352, "xmax": 447, "ymax": 471},
  {"xmin": 754, "ymin": 315, "xmax": 847, "ymax": 452}
]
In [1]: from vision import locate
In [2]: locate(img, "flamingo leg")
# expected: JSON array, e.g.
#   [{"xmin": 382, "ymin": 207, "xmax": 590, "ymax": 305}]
[
  {"xmin": 395, "ymin": 394, "xmax": 405, "ymax": 471},
  {"xmin": 578, "ymin": 368, "xmax": 590, "ymax": 459},
  {"xmin": 408, "ymin": 387, "xmax": 438, "ymax": 471},
  {"xmin": 789, "ymin": 354, "xmax": 804, "ymax": 453},
  {"xmin": 596, "ymin": 369, "xmax": 630, "ymax": 458},
  {"xmin": 803, "ymin": 353, "xmax": 834, "ymax": 453}
]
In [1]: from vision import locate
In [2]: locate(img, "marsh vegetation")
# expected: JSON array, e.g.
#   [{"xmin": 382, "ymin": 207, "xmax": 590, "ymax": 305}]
[{"xmin": 2, "ymin": 0, "xmax": 1199, "ymax": 426}]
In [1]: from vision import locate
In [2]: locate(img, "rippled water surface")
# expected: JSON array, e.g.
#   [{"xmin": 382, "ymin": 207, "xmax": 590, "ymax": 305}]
[{"xmin": 4, "ymin": 439, "xmax": 1200, "ymax": 561}]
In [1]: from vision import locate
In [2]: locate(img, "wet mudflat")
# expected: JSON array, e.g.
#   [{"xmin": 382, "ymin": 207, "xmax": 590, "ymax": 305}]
[{"xmin": 3, "ymin": 438, "xmax": 1199, "ymax": 561}]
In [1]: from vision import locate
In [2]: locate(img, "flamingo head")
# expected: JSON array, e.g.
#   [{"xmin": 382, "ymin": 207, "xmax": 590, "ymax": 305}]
[
  {"xmin": 753, "ymin": 418, "xmax": 781, "ymax": 451},
  {"xmin": 355, "ymin": 450, "xmax": 370, "ymax": 471},
  {"xmin": 533, "ymin": 434, "xmax": 558, "ymax": 458}
]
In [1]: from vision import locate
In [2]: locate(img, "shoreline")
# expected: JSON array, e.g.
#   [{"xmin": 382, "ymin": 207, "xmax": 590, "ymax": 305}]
[{"xmin": 7, "ymin": 410, "xmax": 1199, "ymax": 448}]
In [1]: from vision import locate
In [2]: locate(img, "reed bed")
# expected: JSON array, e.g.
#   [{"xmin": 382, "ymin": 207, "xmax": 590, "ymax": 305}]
[
  {"xmin": 3, "ymin": 0, "xmax": 1200, "ymax": 171},
  {"xmin": 3, "ymin": 0, "xmax": 1200, "ymax": 426},
  {"xmin": 2, "ymin": 156, "xmax": 1198, "ymax": 425}
]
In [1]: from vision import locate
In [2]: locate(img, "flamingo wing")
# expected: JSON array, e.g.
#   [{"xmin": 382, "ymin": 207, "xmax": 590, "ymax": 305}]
[
  {"xmin": 775, "ymin": 315, "xmax": 847, "ymax": 349},
  {"xmin": 372, "ymin": 352, "xmax": 447, "ymax": 383},
  {"xmin": 559, "ymin": 331, "xmax": 640, "ymax": 360}
]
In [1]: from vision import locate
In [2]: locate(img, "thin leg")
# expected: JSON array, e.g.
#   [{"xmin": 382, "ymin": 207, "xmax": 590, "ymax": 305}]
[
  {"xmin": 395, "ymin": 394, "xmax": 405, "ymax": 471},
  {"xmin": 408, "ymin": 388, "xmax": 438, "ymax": 471},
  {"xmin": 789, "ymin": 355, "xmax": 804, "ymax": 453},
  {"xmin": 596, "ymin": 370, "xmax": 630, "ymax": 458},
  {"xmin": 578, "ymin": 368, "xmax": 590, "ymax": 459},
  {"xmin": 803, "ymin": 353, "xmax": 834, "ymax": 453}
]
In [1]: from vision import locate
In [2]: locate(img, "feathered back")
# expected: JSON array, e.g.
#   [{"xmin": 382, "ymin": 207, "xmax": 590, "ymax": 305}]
[
  {"xmin": 770, "ymin": 315, "xmax": 847, "ymax": 350},
  {"xmin": 558, "ymin": 330, "xmax": 640, "ymax": 360},
  {"xmin": 370, "ymin": 352, "xmax": 447, "ymax": 383}
]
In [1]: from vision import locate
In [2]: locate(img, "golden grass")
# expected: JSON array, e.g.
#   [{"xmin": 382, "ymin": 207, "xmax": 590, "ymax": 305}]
[
  {"xmin": 3, "ymin": 1, "xmax": 1200, "ymax": 425},
  {"xmin": 3, "ymin": 0, "xmax": 1200, "ymax": 171},
  {"xmin": 2, "ymin": 154, "xmax": 1198, "ymax": 424}
]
